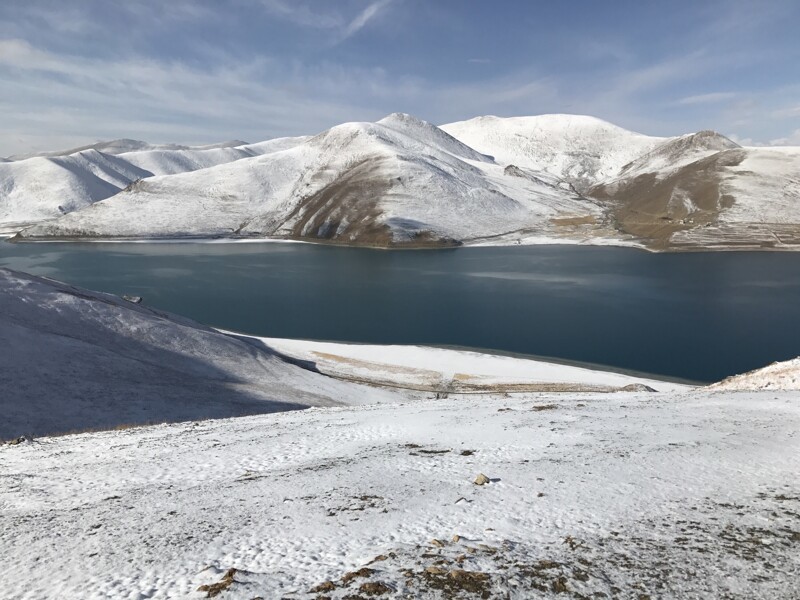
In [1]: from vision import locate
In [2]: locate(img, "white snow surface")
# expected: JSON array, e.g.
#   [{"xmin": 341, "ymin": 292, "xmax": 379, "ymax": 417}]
[
  {"xmin": 719, "ymin": 147, "xmax": 800, "ymax": 224},
  {"xmin": 1, "ymin": 390, "xmax": 798, "ymax": 598},
  {"xmin": 261, "ymin": 337, "xmax": 690, "ymax": 392},
  {"xmin": 441, "ymin": 114, "xmax": 665, "ymax": 189},
  {"xmin": 0, "ymin": 268, "xmax": 402, "ymax": 439},
  {"xmin": 709, "ymin": 356, "xmax": 800, "ymax": 390}
]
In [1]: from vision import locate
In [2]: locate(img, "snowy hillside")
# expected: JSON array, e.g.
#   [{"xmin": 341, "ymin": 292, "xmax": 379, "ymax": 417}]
[
  {"xmin": 0, "ymin": 269, "xmax": 401, "ymax": 439},
  {"xmin": 591, "ymin": 142, "xmax": 800, "ymax": 250},
  {"xmin": 441, "ymin": 114, "xmax": 665, "ymax": 191},
  {"xmin": 4, "ymin": 138, "xmax": 249, "ymax": 160},
  {"xmin": 18, "ymin": 114, "xmax": 606, "ymax": 246},
  {"xmin": 0, "ymin": 150, "xmax": 151, "ymax": 228},
  {"xmin": 7, "ymin": 113, "xmax": 800, "ymax": 250},
  {"xmin": 117, "ymin": 136, "xmax": 309, "ymax": 176},
  {"xmin": 0, "ymin": 137, "xmax": 308, "ymax": 234},
  {"xmin": 709, "ymin": 355, "xmax": 800, "ymax": 390}
]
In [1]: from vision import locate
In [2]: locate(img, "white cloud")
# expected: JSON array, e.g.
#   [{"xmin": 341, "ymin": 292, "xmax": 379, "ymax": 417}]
[
  {"xmin": 677, "ymin": 92, "xmax": 737, "ymax": 105},
  {"xmin": 340, "ymin": 0, "xmax": 392, "ymax": 40},
  {"xmin": 769, "ymin": 129, "xmax": 800, "ymax": 146}
]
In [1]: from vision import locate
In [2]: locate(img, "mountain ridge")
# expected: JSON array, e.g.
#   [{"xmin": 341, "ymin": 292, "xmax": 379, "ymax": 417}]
[{"xmin": 4, "ymin": 112, "xmax": 800, "ymax": 250}]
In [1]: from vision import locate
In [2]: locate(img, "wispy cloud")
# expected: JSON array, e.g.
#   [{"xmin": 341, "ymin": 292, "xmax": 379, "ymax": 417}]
[
  {"xmin": 254, "ymin": 0, "xmax": 392, "ymax": 42},
  {"xmin": 340, "ymin": 0, "xmax": 392, "ymax": 41},
  {"xmin": 677, "ymin": 92, "xmax": 737, "ymax": 105},
  {"xmin": 257, "ymin": 0, "xmax": 343, "ymax": 29}
]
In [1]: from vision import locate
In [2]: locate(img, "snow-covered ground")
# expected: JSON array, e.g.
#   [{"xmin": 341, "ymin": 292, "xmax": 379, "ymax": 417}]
[
  {"xmin": 709, "ymin": 356, "xmax": 800, "ymax": 390},
  {"xmin": 259, "ymin": 337, "xmax": 690, "ymax": 393},
  {"xmin": 2, "ymin": 390, "xmax": 798, "ymax": 599}
]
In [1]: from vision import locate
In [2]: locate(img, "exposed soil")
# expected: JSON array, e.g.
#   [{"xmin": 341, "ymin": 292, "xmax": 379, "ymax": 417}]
[
  {"xmin": 281, "ymin": 157, "xmax": 460, "ymax": 248},
  {"xmin": 589, "ymin": 149, "xmax": 746, "ymax": 249}
]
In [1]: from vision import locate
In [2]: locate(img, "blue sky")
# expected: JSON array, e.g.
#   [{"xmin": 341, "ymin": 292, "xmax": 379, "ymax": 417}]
[{"xmin": 1, "ymin": 0, "xmax": 799, "ymax": 155}]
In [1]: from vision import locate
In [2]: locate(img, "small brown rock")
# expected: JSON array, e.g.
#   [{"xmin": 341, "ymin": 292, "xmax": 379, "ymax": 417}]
[
  {"xmin": 359, "ymin": 581, "xmax": 392, "ymax": 596},
  {"xmin": 430, "ymin": 538, "xmax": 445, "ymax": 547},
  {"xmin": 309, "ymin": 580, "xmax": 336, "ymax": 593},
  {"xmin": 474, "ymin": 473, "xmax": 490, "ymax": 485}
]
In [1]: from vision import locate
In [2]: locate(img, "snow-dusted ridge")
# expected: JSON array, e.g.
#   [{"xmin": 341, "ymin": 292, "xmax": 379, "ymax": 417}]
[
  {"xmin": 15, "ymin": 114, "xmax": 607, "ymax": 246},
  {"xmin": 5, "ymin": 112, "xmax": 800, "ymax": 250}
]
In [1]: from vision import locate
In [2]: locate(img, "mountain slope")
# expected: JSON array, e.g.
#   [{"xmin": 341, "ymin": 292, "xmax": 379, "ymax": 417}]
[
  {"xmin": 0, "ymin": 137, "xmax": 309, "ymax": 233},
  {"xmin": 0, "ymin": 150, "xmax": 152, "ymax": 229},
  {"xmin": 5, "ymin": 138, "xmax": 249, "ymax": 160},
  {"xmin": 0, "ymin": 269, "xmax": 398, "ymax": 438},
  {"xmin": 19, "ymin": 114, "xmax": 605, "ymax": 246},
  {"xmin": 590, "ymin": 141, "xmax": 800, "ymax": 249},
  {"xmin": 440, "ymin": 114, "xmax": 665, "ymax": 191}
]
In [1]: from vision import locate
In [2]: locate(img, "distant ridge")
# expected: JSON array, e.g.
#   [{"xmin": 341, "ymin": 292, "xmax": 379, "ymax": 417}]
[{"xmin": 4, "ymin": 113, "xmax": 800, "ymax": 250}]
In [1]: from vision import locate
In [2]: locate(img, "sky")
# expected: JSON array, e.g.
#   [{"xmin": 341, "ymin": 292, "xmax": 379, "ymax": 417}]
[{"xmin": 1, "ymin": 0, "xmax": 799, "ymax": 156}]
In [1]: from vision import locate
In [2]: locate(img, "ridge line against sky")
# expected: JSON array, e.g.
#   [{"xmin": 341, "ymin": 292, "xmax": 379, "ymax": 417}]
[{"xmin": 1, "ymin": 0, "xmax": 799, "ymax": 156}]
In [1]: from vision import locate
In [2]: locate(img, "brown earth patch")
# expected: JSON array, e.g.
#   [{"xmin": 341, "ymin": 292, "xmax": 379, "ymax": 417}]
[
  {"xmin": 589, "ymin": 149, "xmax": 746, "ymax": 249},
  {"xmin": 280, "ymin": 157, "xmax": 459, "ymax": 248},
  {"xmin": 550, "ymin": 215, "xmax": 598, "ymax": 226}
]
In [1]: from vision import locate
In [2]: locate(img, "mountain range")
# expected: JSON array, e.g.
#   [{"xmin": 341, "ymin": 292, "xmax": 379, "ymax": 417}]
[{"xmin": 3, "ymin": 113, "xmax": 799, "ymax": 250}]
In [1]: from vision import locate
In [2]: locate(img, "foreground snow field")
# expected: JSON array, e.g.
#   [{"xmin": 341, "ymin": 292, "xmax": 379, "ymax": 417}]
[{"xmin": 2, "ymin": 390, "xmax": 798, "ymax": 599}]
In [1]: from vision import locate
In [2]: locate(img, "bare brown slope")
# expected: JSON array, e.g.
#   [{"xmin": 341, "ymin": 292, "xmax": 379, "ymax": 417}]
[
  {"xmin": 589, "ymin": 149, "xmax": 746, "ymax": 249},
  {"xmin": 275, "ymin": 157, "xmax": 460, "ymax": 248}
]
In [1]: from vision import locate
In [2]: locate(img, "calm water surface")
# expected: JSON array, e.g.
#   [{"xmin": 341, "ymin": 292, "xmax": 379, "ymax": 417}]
[{"xmin": 2, "ymin": 241, "xmax": 800, "ymax": 383}]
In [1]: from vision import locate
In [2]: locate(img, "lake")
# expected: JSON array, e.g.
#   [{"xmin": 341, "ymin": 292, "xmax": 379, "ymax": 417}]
[{"xmin": 2, "ymin": 240, "xmax": 800, "ymax": 383}]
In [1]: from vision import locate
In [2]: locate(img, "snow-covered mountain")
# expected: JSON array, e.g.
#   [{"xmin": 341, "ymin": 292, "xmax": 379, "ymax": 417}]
[
  {"xmin": 440, "ymin": 114, "xmax": 666, "ymax": 192},
  {"xmin": 589, "ymin": 140, "xmax": 800, "ymax": 250},
  {"xmin": 4, "ymin": 138, "xmax": 249, "ymax": 160},
  {"xmin": 0, "ymin": 137, "xmax": 309, "ymax": 232},
  {"xmin": 5, "ymin": 112, "xmax": 800, "ymax": 250},
  {"xmin": 0, "ymin": 268, "xmax": 399, "ymax": 438},
  {"xmin": 18, "ymin": 113, "xmax": 604, "ymax": 246},
  {"xmin": 0, "ymin": 150, "xmax": 152, "ymax": 229}
]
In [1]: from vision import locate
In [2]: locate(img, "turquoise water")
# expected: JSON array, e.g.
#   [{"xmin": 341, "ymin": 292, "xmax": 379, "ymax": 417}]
[{"xmin": 3, "ymin": 241, "xmax": 800, "ymax": 382}]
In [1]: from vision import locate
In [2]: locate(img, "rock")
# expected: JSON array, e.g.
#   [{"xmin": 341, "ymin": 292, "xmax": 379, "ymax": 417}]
[
  {"xmin": 359, "ymin": 581, "xmax": 392, "ymax": 596},
  {"xmin": 122, "ymin": 295, "xmax": 143, "ymax": 304},
  {"xmin": 425, "ymin": 566, "xmax": 446, "ymax": 575},
  {"xmin": 448, "ymin": 569, "xmax": 489, "ymax": 582},
  {"xmin": 341, "ymin": 567, "xmax": 374, "ymax": 584},
  {"xmin": 474, "ymin": 473, "xmax": 490, "ymax": 485},
  {"xmin": 452, "ymin": 534, "xmax": 461, "ymax": 543},
  {"xmin": 619, "ymin": 383, "xmax": 657, "ymax": 392},
  {"xmin": 309, "ymin": 580, "xmax": 336, "ymax": 593},
  {"xmin": 430, "ymin": 538, "xmax": 445, "ymax": 547},
  {"xmin": 7, "ymin": 436, "xmax": 27, "ymax": 445}
]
